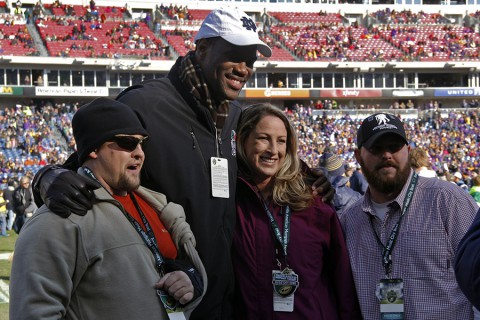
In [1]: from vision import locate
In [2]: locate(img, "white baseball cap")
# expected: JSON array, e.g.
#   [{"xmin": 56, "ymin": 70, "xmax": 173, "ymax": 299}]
[{"xmin": 194, "ymin": 7, "xmax": 272, "ymax": 57}]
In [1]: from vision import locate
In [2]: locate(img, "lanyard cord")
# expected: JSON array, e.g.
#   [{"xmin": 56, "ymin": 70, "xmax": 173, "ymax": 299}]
[
  {"xmin": 81, "ymin": 166, "xmax": 166, "ymax": 275},
  {"xmin": 126, "ymin": 193, "xmax": 165, "ymax": 275},
  {"xmin": 258, "ymin": 189, "xmax": 291, "ymax": 268},
  {"xmin": 369, "ymin": 173, "xmax": 419, "ymax": 277}
]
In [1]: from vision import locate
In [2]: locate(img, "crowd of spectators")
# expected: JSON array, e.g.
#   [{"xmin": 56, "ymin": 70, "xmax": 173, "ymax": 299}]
[
  {"xmin": 371, "ymin": 9, "xmax": 450, "ymax": 25},
  {"xmin": 37, "ymin": 15, "xmax": 169, "ymax": 59},
  {"xmin": 157, "ymin": 4, "xmax": 193, "ymax": 22},
  {"xmin": 2, "ymin": 99, "xmax": 480, "ymax": 195},
  {"xmin": 267, "ymin": 8, "xmax": 480, "ymax": 62},
  {"xmin": 2, "ymin": 1, "xmax": 479, "ymax": 62},
  {"xmin": 0, "ymin": 100, "xmax": 79, "ymax": 189},
  {"xmin": 286, "ymin": 103, "xmax": 480, "ymax": 189}
]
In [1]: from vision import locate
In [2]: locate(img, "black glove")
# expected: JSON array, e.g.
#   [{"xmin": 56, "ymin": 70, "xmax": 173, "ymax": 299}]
[{"xmin": 33, "ymin": 166, "xmax": 101, "ymax": 218}]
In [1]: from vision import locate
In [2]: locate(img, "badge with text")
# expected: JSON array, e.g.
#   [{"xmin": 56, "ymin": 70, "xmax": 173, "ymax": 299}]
[
  {"xmin": 376, "ymin": 278, "xmax": 404, "ymax": 320},
  {"xmin": 157, "ymin": 289, "xmax": 186, "ymax": 320},
  {"xmin": 272, "ymin": 268, "xmax": 299, "ymax": 312},
  {"xmin": 210, "ymin": 157, "xmax": 229, "ymax": 198}
]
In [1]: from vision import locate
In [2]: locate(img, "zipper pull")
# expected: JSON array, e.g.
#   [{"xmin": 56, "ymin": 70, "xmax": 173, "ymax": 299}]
[{"xmin": 190, "ymin": 130, "xmax": 196, "ymax": 149}]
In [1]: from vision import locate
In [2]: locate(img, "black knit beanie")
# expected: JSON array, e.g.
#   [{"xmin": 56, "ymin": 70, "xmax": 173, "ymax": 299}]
[{"xmin": 72, "ymin": 97, "xmax": 148, "ymax": 163}]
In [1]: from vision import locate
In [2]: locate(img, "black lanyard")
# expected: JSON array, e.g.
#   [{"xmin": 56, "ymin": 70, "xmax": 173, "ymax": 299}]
[
  {"xmin": 259, "ymin": 194, "xmax": 291, "ymax": 266},
  {"xmin": 82, "ymin": 166, "xmax": 165, "ymax": 274},
  {"xmin": 125, "ymin": 193, "xmax": 165, "ymax": 275},
  {"xmin": 369, "ymin": 173, "xmax": 418, "ymax": 277}
]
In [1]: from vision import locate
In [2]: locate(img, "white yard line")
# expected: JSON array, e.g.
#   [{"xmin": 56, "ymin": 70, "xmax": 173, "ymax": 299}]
[{"xmin": 0, "ymin": 279, "xmax": 9, "ymax": 303}]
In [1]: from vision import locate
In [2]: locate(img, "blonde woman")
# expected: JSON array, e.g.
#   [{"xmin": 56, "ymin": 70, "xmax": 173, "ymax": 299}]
[{"xmin": 232, "ymin": 104, "xmax": 360, "ymax": 319}]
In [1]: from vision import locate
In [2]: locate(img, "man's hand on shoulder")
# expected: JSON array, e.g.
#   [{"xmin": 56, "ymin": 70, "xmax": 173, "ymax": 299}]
[
  {"xmin": 310, "ymin": 167, "xmax": 335, "ymax": 203},
  {"xmin": 33, "ymin": 166, "xmax": 101, "ymax": 218}
]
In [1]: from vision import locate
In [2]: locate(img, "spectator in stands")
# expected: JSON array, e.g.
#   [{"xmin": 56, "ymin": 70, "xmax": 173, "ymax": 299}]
[
  {"xmin": 36, "ymin": 75, "xmax": 43, "ymax": 86},
  {"xmin": 10, "ymin": 97, "xmax": 206, "ymax": 319},
  {"xmin": 469, "ymin": 175, "xmax": 480, "ymax": 205},
  {"xmin": 340, "ymin": 112, "xmax": 477, "ymax": 319},
  {"xmin": 319, "ymin": 152, "xmax": 362, "ymax": 215},
  {"xmin": 233, "ymin": 103, "xmax": 361, "ymax": 319},
  {"xmin": 454, "ymin": 171, "xmax": 469, "ymax": 192},
  {"xmin": 23, "ymin": 75, "xmax": 31, "ymax": 86},
  {"xmin": 349, "ymin": 165, "xmax": 368, "ymax": 195},
  {"xmin": 32, "ymin": 7, "xmax": 333, "ymax": 320},
  {"xmin": 409, "ymin": 147, "xmax": 437, "ymax": 178}
]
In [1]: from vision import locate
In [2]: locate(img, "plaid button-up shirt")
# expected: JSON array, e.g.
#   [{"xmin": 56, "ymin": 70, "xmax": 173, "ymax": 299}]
[{"xmin": 341, "ymin": 171, "xmax": 477, "ymax": 320}]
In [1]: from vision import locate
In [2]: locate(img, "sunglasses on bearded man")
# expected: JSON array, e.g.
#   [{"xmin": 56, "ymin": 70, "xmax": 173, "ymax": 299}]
[{"xmin": 109, "ymin": 136, "xmax": 149, "ymax": 152}]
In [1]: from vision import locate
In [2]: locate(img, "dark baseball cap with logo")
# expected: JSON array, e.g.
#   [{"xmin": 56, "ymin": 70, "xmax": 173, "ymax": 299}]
[{"xmin": 357, "ymin": 113, "xmax": 408, "ymax": 149}]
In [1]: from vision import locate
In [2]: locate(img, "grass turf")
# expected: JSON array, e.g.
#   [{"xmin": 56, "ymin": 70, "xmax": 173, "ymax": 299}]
[{"xmin": 0, "ymin": 231, "xmax": 17, "ymax": 320}]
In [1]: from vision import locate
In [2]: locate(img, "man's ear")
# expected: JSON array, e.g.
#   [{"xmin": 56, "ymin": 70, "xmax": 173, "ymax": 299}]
[{"xmin": 88, "ymin": 150, "xmax": 99, "ymax": 159}]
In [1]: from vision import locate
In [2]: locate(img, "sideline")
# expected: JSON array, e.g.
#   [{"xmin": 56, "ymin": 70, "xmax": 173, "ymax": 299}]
[
  {"xmin": 0, "ymin": 279, "xmax": 9, "ymax": 303},
  {"xmin": 0, "ymin": 253, "xmax": 12, "ymax": 261}
]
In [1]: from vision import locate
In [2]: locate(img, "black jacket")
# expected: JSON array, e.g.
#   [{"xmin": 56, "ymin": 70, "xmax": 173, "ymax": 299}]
[{"xmin": 115, "ymin": 57, "xmax": 241, "ymax": 320}]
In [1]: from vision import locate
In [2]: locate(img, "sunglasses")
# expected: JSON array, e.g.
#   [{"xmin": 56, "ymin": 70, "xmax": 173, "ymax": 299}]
[{"xmin": 109, "ymin": 136, "xmax": 148, "ymax": 151}]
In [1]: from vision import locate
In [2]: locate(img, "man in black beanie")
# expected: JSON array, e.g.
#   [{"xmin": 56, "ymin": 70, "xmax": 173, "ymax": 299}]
[{"xmin": 10, "ymin": 97, "xmax": 206, "ymax": 320}]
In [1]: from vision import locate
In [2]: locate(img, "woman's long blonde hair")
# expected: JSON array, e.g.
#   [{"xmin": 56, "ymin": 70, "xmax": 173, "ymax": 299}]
[{"xmin": 237, "ymin": 103, "xmax": 313, "ymax": 211}]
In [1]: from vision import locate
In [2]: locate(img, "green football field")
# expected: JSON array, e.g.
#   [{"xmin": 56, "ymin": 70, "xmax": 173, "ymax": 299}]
[{"xmin": 0, "ymin": 232, "xmax": 16, "ymax": 320}]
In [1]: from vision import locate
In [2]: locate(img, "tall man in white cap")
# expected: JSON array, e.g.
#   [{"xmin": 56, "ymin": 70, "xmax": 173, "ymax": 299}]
[
  {"xmin": 32, "ymin": 8, "xmax": 334, "ymax": 320},
  {"xmin": 340, "ymin": 113, "xmax": 477, "ymax": 319},
  {"xmin": 11, "ymin": 98, "xmax": 206, "ymax": 320}
]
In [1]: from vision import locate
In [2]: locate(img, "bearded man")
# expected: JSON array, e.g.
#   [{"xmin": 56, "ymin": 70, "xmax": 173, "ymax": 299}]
[{"xmin": 340, "ymin": 113, "xmax": 477, "ymax": 320}]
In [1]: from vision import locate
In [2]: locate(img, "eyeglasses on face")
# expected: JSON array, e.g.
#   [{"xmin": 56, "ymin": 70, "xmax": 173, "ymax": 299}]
[
  {"xmin": 109, "ymin": 136, "xmax": 148, "ymax": 152},
  {"xmin": 367, "ymin": 142, "xmax": 406, "ymax": 155}
]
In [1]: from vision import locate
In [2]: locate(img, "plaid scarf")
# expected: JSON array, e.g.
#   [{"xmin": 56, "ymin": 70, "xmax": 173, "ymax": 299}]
[{"xmin": 179, "ymin": 51, "xmax": 230, "ymax": 130}]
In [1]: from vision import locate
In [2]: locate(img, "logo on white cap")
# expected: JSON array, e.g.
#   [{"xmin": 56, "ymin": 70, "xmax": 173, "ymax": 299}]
[
  {"xmin": 194, "ymin": 7, "xmax": 272, "ymax": 57},
  {"xmin": 240, "ymin": 16, "xmax": 257, "ymax": 32}
]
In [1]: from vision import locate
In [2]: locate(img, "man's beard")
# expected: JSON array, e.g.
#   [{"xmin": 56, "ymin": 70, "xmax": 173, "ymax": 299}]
[
  {"xmin": 117, "ymin": 173, "xmax": 140, "ymax": 193},
  {"xmin": 359, "ymin": 158, "xmax": 411, "ymax": 195}
]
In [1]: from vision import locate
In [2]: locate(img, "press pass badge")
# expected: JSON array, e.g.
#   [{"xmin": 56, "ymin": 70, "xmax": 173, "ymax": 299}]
[
  {"xmin": 157, "ymin": 289, "xmax": 186, "ymax": 320},
  {"xmin": 272, "ymin": 268, "xmax": 299, "ymax": 312},
  {"xmin": 210, "ymin": 157, "xmax": 229, "ymax": 198},
  {"xmin": 376, "ymin": 278, "xmax": 405, "ymax": 320}
]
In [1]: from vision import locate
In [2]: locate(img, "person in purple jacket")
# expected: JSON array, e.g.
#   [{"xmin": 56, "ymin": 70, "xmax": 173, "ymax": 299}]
[{"xmin": 232, "ymin": 103, "xmax": 361, "ymax": 320}]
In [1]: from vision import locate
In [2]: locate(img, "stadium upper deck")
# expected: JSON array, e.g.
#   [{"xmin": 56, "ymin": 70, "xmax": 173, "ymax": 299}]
[{"xmin": 0, "ymin": 0, "xmax": 478, "ymax": 109}]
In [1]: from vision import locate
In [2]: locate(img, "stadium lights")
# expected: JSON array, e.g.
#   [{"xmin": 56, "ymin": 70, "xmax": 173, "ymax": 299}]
[{"xmin": 444, "ymin": 62, "xmax": 455, "ymax": 68}]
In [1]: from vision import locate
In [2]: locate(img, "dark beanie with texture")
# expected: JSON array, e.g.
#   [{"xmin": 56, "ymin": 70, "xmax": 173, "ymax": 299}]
[{"xmin": 72, "ymin": 97, "xmax": 148, "ymax": 163}]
